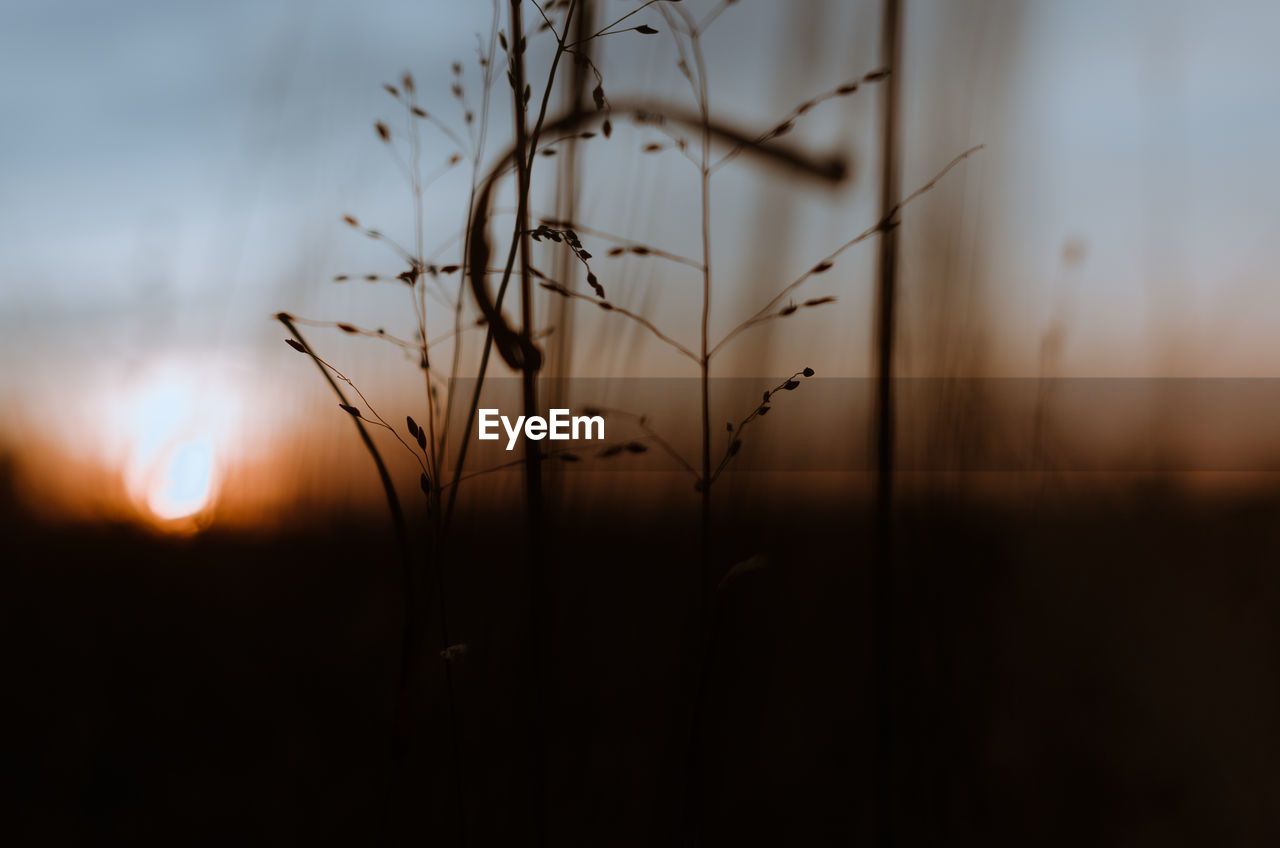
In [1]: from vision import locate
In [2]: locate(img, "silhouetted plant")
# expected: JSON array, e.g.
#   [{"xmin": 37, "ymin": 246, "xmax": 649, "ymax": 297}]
[
  {"xmin": 276, "ymin": 16, "xmax": 510, "ymax": 843},
  {"xmin": 277, "ymin": 3, "xmax": 983, "ymax": 844}
]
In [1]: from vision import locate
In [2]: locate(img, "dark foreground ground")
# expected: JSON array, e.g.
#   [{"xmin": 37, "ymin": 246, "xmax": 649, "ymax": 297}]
[{"xmin": 4, "ymin": 478, "xmax": 1280, "ymax": 846}]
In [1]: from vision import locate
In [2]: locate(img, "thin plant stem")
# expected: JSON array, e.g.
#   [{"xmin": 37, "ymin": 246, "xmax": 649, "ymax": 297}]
[
  {"xmin": 694, "ymin": 30, "xmax": 714, "ymax": 615},
  {"xmin": 443, "ymin": 0, "xmax": 500, "ymax": 468},
  {"xmin": 708, "ymin": 145, "xmax": 983, "ymax": 358},
  {"xmin": 872, "ymin": 2, "xmax": 902, "ymax": 846},
  {"xmin": 276, "ymin": 315, "xmax": 418, "ymax": 739},
  {"xmin": 446, "ymin": 1, "xmax": 582, "ymax": 533},
  {"xmin": 536, "ymin": 279, "xmax": 699, "ymax": 362}
]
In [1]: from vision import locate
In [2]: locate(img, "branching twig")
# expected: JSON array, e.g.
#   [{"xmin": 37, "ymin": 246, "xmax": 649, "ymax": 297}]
[
  {"xmin": 710, "ymin": 369, "xmax": 814, "ymax": 484},
  {"xmin": 536, "ymin": 278, "xmax": 699, "ymax": 363},
  {"xmin": 710, "ymin": 144, "xmax": 984, "ymax": 357},
  {"xmin": 709, "ymin": 70, "xmax": 889, "ymax": 175}
]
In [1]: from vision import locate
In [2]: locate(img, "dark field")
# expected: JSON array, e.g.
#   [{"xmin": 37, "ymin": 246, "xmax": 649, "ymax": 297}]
[{"xmin": 6, "ymin": 477, "xmax": 1280, "ymax": 845}]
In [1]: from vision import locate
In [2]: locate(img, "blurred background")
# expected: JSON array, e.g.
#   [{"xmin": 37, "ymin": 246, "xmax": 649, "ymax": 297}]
[{"xmin": 4, "ymin": 1, "xmax": 1280, "ymax": 844}]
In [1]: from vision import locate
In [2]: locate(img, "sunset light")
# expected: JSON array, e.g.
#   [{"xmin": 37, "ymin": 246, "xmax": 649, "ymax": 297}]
[
  {"xmin": 114, "ymin": 363, "xmax": 235, "ymax": 528},
  {"xmin": 142, "ymin": 437, "xmax": 215, "ymax": 520},
  {"xmin": 8, "ymin": 1, "xmax": 1280, "ymax": 842}
]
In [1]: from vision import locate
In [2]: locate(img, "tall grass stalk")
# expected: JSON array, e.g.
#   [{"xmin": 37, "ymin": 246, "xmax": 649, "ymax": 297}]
[
  {"xmin": 283, "ymin": 3, "xmax": 980, "ymax": 839},
  {"xmin": 872, "ymin": 1, "xmax": 902, "ymax": 845}
]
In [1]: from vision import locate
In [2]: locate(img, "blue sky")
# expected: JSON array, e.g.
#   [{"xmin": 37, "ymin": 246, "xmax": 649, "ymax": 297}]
[{"xmin": 3, "ymin": 0, "xmax": 1280, "ymax": 517}]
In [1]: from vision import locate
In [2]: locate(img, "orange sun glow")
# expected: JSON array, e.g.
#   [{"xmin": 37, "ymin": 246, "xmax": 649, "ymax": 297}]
[{"xmin": 114, "ymin": 363, "xmax": 236, "ymax": 529}]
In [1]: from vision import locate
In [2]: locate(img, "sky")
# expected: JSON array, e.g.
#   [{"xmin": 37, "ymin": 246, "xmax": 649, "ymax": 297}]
[{"xmin": 2, "ymin": 0, "xmax": 1278, "ymax": 524}]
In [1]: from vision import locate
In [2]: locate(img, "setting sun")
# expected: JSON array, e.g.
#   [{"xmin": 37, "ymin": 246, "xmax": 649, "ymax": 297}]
[
  {"xmin": 113, "ymin": 362, "xmax": 236, "ymax": 528},
  {"xmin": 143, "ymin": 437, "xmax": 215, "ymax": 520}
]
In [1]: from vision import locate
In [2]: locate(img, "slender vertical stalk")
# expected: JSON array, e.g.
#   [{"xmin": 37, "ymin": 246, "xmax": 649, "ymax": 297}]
[
  {"xmin": 872, "ymin": 0, "xmax": 902, "ymax": 846},
  {"xmin": 508, "ymin": 2, "xmax": 543, "ymax": 540},
  {"xmin": 443, "ymin": 0, "xmax": 500, "ymax": 483},
  {"xmin": 399, "ymin": 80, "xmax": 469, "ymax": 846},
  {"xmin": 548, "ymin": 1, "xmax": 594, "ymax": 395},
  {"xmin": 666, "ymin": 6, "xmax": 715, "ymax": 622},
  {"xmin": 505, "ymin": 5, "xmax": 577, "ymax": 842},
  {"xmin": 503, "ymin": 4, "xmax": 540, "ymax": 841},
  {"xmin": 660, "ymin": 3, "xmax": 716, "ymax": 608},
  {"xmin": 672, "ymin": 11, "xmax": 717, "ymax": 841},
  {"xmin": 443, "ymin": 0, "xmax": 576, "ymax": 533},
  {"xmin": 276, "ymin": 316, "xmax": 418, "ymax": 712},
  {"xmin": 406, "ymin": 88, "xmax": 442, "ymax": 499},
  {"xmin": 698, "ymin": 90, "xmax": 713, "ymax": 617}
]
